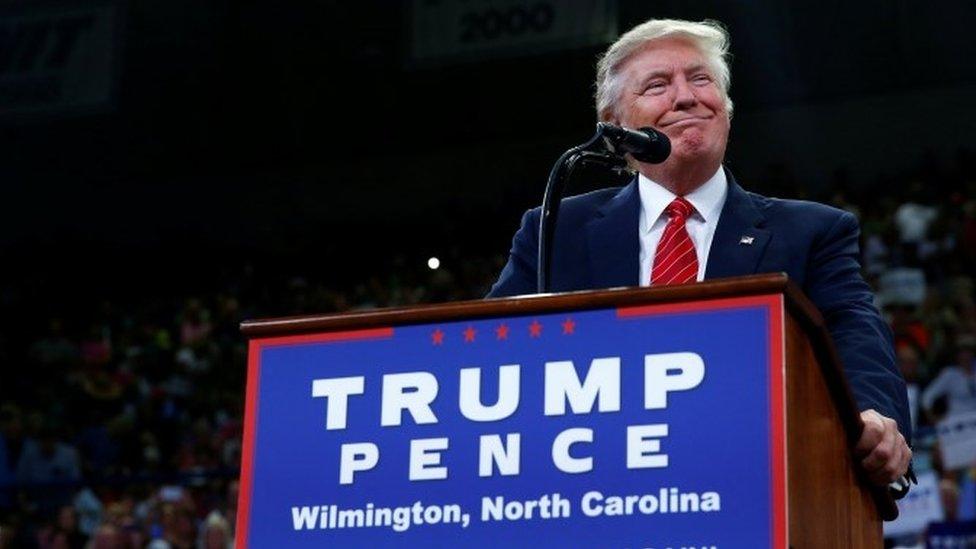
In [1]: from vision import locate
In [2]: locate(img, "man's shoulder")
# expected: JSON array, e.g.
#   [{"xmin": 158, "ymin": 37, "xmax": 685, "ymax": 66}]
[
  {"xmin": 741, "ymin": 188, "xmax": 854, "ymax": 228},
  {"xmin": 560, "ymin": 186, "xmax": 627, "ymax": 212}
]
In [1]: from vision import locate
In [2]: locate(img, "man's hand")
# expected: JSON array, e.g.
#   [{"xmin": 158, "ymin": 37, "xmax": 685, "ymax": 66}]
[{"xmin": 856, "ymin": 409, "xmax": 911, "ymax": 486}]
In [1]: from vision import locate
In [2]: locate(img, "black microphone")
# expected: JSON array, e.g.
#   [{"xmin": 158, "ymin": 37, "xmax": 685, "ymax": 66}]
[{"xmin": 597, "ymin": 122, "xmax": 670, "ymax": 164}]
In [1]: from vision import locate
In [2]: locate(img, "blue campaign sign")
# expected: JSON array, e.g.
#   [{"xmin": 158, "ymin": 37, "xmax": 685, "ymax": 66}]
[
  {"xmin": 237, "ymin": 295, "xmax": 786, "ymax": 548},
  {"xmin": 927, "ymin": 520, "xmax": 976, "ymax": 547}
]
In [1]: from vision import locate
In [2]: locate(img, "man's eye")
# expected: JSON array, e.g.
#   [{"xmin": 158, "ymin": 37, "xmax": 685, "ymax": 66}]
[
  {"xmin": 642, "ymin": 82, "xmax": 666, "ymax": 94},
  {"xmin": 692, "ymin": 74, "xmax": 712, "ymax": 84}
]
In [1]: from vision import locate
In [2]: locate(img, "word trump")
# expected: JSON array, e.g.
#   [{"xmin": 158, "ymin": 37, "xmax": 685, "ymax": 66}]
[{"xmin": 311, "ymin": 353, "xmax": 704, "ymax": 485}]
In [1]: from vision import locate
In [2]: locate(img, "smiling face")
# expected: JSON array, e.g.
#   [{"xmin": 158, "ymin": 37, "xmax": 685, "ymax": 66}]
[{"xmin": 607, "ymin": 37, "xmax": 730, "ymax": 194}]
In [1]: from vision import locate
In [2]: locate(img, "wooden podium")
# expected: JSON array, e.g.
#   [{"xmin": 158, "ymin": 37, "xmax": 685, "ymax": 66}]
[{"xmin": 238, "ymin": 274, "xmax": 893, "ymax": 548}]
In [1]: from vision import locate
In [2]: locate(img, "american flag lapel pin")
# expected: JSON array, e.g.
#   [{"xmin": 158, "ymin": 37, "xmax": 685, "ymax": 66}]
[{"xmin": 739, "ymin": 236, "xmax": 755, "ymax": 245}]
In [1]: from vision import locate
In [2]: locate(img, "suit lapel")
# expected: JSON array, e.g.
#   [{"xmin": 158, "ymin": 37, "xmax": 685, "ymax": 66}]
[
  {"xmin": 704, "ymin": 171, "xmax": 771, "ymax": 279},
  {"xmin": 585, "ymin": 179, "xmax": 641, "ymax": 288}
]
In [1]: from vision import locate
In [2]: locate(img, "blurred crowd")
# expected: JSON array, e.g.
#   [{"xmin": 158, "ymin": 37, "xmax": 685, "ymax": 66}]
[
  {"xmin": 1, "ymin": 150, "xmax": 975, "ymax": 548},
  {"xmin": 0, "ymin": 249, "xmax": 502, "ymax": 548}
]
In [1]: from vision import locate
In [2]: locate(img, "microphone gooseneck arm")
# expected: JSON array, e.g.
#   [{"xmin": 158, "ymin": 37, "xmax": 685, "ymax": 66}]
[{"xmin": 537, "ymin": 123, "xmax": 669, "ymax": 293}]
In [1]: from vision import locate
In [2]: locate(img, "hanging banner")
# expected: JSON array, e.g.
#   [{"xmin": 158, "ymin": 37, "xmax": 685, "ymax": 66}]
[
  {"xmin": 408, "ymin": 0, "xmax": 617, "ymax": 66},
  {"xmin": 0, "ymin": 1, "xmax": 120, "ymax": 118}
]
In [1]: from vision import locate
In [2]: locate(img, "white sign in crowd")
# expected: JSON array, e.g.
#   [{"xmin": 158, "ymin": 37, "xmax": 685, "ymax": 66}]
[
  {"xmin": 884, "ymin": 471, "xmax": 944, "ymax": 539},
  {"xmin": 937, "ymin": 411, "xmax": 976, "ymax": 471}
]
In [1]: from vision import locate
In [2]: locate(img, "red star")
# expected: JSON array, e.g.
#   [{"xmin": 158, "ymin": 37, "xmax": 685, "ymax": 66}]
[
  {"xmin": 495, "ymin": 323, "xmax": 509, "ymax": 340},
  {"xmin": 463, "ymin": 326, "xmax": 476, "ymax": 342},
  {"xmin": 528, "ymin": 320, "xmax": 542, "ymax": 338},
  {"xmin": 562, "ymin": 318, "xmax": 576, "ymax": 334},
  {"xmin": 431, "ymin": 328, "xmax": 444, "ymax": 345}
]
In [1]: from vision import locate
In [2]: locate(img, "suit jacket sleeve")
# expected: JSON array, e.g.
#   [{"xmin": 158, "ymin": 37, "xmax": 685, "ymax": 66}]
[
  {"xmin": 804, "ymin": 209, "xmax": 911, "ymax": 440},
  {"xmin": 488, "ymin": 208, "xmax": 541, "ymax": 298}
]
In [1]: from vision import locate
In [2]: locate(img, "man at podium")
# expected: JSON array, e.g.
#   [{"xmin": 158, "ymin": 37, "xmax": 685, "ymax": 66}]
[{"xmin": 488, "ymin": 18, "xmax": 912, "ymax": 490}]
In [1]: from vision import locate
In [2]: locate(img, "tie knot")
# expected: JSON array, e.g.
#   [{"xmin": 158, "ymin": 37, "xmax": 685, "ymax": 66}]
[{"xmin": 666, "ymin": 197, "xmax": 694, "ymax": 220}]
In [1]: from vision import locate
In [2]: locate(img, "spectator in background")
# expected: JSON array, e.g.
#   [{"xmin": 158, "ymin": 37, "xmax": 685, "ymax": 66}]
[
  {"xmin": 897, "ymin": 345, "xmax": 924, "ymax": 433},
  {"xmin": 961, "ymin": 193, "xmax": 976, "ymax": 269},
  {"xmin": 15, "ymin": 422, "xmax": 81, "ymax": 512},
  {"xmin": 146, "ymin": 497, "xmax": 196, "ymax": 549},
  {"xmin": 889, "ymin": 304, "xmax": 932, "ymax": 355},
  {"xmin": 939, "ymin": 477, "xmax": 961, "ymax": 523},
  {"xmin": 199, "ymin": 510, "xmax": 232, "ymax": 549},
  {"xmin": 223, "ymin": 479, "xmax": 238, "ymax": 539},
  {"xmin": 893, "ymin": 180, "xmax": 939, "ymax": 251},
  {"xmin": 36, "ymin": 504, "xmax": 86, "ymax": 549},
  {"xmin": 0, "ymin": 511, "xmax": 31, "ymax": 548},
  {"xmin": 921, "ymin": 336, "xmax": 976, "ymax": 422},
  {"xmin": 0, "ymin": 404, "xmax": 25, "ymax": 510},
  {"xmin": 79, "ymin": 324, "xmax": 112, "ymax": 368},
  {"xmin": 29, "ymin": 319, "xmax": 78, "ymax": 368},
  {"xmin": 180, "ymin": 299, "xmax": 212, "ymax": 348},
  {"xmin": 72, "ymin": 486, "xmax": 103, "ymax": 539},
  {"xmin": 88, "ymin": 500, "xmax": 144, "ymax": 549}
]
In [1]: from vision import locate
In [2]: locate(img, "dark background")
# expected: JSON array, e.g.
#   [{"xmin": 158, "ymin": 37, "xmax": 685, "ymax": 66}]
[{"xmin": 3, "ymin": 0, "xmax": 976, "ymax": 309}]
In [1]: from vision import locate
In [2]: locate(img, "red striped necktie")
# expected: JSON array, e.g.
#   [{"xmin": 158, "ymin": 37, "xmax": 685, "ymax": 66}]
[{"xmin": 651, "ymin": 197, "xmax": 698, "ymax": 286}]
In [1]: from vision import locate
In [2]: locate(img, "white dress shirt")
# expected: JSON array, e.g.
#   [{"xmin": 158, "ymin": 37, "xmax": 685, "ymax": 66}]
[{"xmin": 638, "ymin": 167, "xmax": 728, "ymax": 285}]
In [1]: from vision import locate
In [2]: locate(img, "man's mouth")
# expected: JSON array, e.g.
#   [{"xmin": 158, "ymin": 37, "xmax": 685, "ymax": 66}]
[{"xmin": 662, "ymin": 116, "xmax": 708, "ymax": 127}]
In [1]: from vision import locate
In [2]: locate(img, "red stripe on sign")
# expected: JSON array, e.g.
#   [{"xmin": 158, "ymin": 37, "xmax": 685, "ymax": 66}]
[
  {"xmin": 235, "ymin": 340, "xmax": 262, "ymax": 549},
  {"xmin": 767, "ymin": 295, "xmax": 788, "ymax": 548}
]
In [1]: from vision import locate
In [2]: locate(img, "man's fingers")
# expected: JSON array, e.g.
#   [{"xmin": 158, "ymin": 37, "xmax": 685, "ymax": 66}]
[
  {"xmin": 856, "ymin": 421, "xmax": 883, "ymax": 456},
  {"xmin": 888, "ymin": 434, "xmax": 911, "ymax": 479},
  {"xmin": 860, "ymin": 431, "xmax": 894, "ymax": 472},
  {"xmin": 856, "ymin": 409, "xmax": 885, "ymax": 456},
  {"xmin": 857, "ymin": 409, "xmax": 911, "ymax": 486},
  {"xmin": 863, "ymin": 433, "xmax": 911, "ymax": 485}
]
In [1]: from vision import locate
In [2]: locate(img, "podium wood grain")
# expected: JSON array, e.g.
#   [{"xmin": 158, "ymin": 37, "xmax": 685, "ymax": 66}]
[{"xmin": 786, "ymin": 317, "xmax": 881, "ymax": 546}]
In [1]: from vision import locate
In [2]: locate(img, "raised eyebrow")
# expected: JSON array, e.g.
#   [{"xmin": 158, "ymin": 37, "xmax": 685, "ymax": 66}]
[{"xmin": 686, "ymin": 63, "xmax": 711, "ymax": 76}]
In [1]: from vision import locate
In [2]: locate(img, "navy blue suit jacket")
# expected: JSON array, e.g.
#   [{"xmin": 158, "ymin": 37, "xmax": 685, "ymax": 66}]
[{"xmin": 488, "ymin": 170, "xmax": 911, "ymax": 440}]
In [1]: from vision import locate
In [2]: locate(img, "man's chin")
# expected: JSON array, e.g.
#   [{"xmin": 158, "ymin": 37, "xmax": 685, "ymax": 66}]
[
  {"xmin": 669, "ymin": 144, "xmax": 710, "ymax": 162},
  {"xmin": 669, "ymin": 128, "xmax": 706, "ymax": 148}
]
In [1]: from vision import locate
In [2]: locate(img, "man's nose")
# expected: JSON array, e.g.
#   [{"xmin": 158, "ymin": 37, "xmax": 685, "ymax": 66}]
[{"xmin": 672, "ymin": 77, "xmax": 697, "ymax": 109}]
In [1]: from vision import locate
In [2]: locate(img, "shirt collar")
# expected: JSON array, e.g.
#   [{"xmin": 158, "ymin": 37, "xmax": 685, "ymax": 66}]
[{"xmin": 637, "ymin": 166, "xmax": 728, "ymax": 234}]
